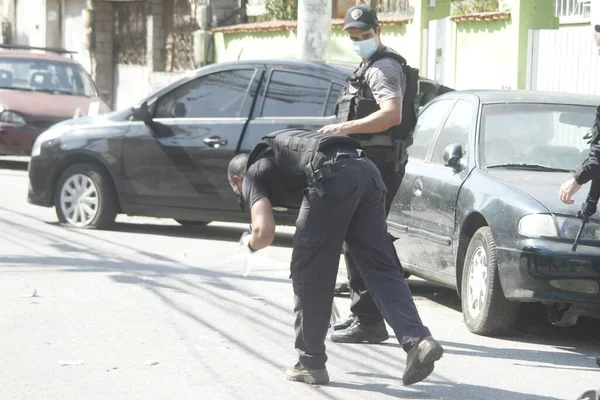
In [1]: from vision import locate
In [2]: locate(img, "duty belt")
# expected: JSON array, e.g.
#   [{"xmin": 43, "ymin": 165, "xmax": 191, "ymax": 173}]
[{"xmin": 304, "ymin": 149, "xmax": 364, "ymax": 196}]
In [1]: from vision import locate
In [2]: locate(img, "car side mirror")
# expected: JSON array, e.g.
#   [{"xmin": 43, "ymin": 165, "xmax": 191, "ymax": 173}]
[
  {"xmin": 443, "ymin": 143, "xmax": 463, "ymax": 168},
  {"xmin": 132, "ymin": 101, "xmax": 152, "ymax": 124},
  {"xmin": 174, "ymin": 102, "xmax": 186, "ymax": 118}
]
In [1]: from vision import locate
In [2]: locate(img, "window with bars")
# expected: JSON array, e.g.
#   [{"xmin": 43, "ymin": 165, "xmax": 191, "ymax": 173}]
[{"xmin": 554, "ymin": 0, "xmax": 591, "ymax": 21}]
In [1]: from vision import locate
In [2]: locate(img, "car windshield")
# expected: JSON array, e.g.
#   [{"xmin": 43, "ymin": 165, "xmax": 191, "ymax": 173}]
[
  {"xmin": 480, "ymin": 103, "xmax": 596, "ymax": 171},
  {"xmin": 0, "ymin": 57, "xmax": 97, "ymax": 97}
]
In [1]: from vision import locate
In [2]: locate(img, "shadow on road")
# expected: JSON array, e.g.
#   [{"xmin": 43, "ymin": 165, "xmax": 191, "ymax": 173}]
[
  {"xmin": 0, "ymin": 159, "xmax": 28, "ymax": 171},
  {"xmin": 103, "ymin": 221, "xmax": 295, "ymax": 248},
  {"xmin": 327, "ymin": 378, "xmax": 565, "ymax": 400}
]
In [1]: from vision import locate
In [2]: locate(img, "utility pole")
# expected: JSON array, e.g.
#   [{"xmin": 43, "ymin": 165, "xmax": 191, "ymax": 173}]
[{"xmin": 296, "ymin": 0, "xmax": 332, "ymax": 61}]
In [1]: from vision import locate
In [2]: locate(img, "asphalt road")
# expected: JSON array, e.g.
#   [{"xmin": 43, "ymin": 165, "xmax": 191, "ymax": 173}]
[{"xmin": 0, "ymin": 158, "xmax": 599, "ymax": 400}]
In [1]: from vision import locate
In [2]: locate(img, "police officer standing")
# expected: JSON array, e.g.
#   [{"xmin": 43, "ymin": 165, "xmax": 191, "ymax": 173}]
[
  {"xmin": 558, "ymin": 23, "xmax": 600, "ymax": 207},
  {"xmin": 318, "ymin": 4, "xmax": 418, "ymax": 343},
  {"xmin": 228, "ymin": 128, "xmax": 443, "ymax": 385}
]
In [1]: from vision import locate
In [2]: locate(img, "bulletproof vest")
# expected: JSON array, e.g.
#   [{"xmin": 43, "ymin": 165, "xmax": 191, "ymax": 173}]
[
  {"xmin": 335, "ymin": 46, "xmax": 419, "ymax": 145},
  {"xmin": 245, "ymin": 128, "xmax": 363, "ymax": 208}
]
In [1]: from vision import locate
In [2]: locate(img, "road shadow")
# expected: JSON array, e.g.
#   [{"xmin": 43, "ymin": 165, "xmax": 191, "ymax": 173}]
[
  {"xmin": 0, "ymin": 159, "xmax": 28, "ymax": 171},
  {"xmin": 326, "ymin": 379, "xmax": 565, "ymax": 400},
  {"xmin": 43, "ymin": 220, "xmax": 295, "ymax": 249}
]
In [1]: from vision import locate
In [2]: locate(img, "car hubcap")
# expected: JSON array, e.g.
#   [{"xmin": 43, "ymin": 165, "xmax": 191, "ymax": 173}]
[
  {"xmin": 467, "ymin": 246, "xmax": 488, "ymax": 319},
  {"xmin": 60, "ymin": 174, "xmax": 99, "ymax": 226}
]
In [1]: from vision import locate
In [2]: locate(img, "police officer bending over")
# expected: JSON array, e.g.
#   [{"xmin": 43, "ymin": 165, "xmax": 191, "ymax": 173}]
[
  {"xmin": 227, "ymin": 128, "xmax": 443, "ymax": 385},
  {"xmin": 319, "ymin": 4, "xmax": 418, "ymax": 343}
]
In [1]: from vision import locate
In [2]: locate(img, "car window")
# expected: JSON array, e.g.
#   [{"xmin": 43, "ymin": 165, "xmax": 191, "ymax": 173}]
[
  {"xmin": 261, "ymin": 70, "xmax": 331, "ymax": 117},
  {"xmin": 325, "ymin": 83, "xmax": 343, "ymax": 116},
  {"xmin": 481, "ymin": 103, "xmax": 596, "ymax": 169},
  {"xmin": 0, "ymin": 57, "xmax": 97, "ymax": 97},
  {"xmin": 409, "ymin": 99, "xmax": 454, "ymax": 161},
  {"xmin": 154, "ymin": 69, "xmax": 255, "ymax": 119},
  {"xmin": 431, "ymin": 99, "xmax": 472, "ymax": 164}
]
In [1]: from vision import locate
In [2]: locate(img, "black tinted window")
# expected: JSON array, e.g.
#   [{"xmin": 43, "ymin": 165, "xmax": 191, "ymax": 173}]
[
  {"xmin": 431, "ymin": 100, "xmax": 472, "ymax": 164},
  {"xmin": 261, "ymin": 71, "xmax": 330, "ymax": 117},
  {"xmin": 154, "ymin": 69, "xmax": 255, "ymax": 119},
  {"xmin": 409, "ymin": 99, "xmax": 454, "ymax": 161}
]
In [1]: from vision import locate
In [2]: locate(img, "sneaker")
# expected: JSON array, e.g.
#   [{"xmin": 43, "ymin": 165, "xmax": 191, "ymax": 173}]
[
  {"xmin": 333, "ymin": 314, "xmax": 357, "ymax": 331},
  {"xmin": 285, "ymin": 362, "xmax": 330, "ymax": 385},
  {"xmin": 402, "ymin": 336, "xmax": 444, "ymax": 386},
  {"xmin": 331, "ymin": 320, "xmax": 389, "ymax": 343}
]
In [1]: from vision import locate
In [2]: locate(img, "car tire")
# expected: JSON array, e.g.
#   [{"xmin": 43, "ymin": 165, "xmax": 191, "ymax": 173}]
[
  {"xmin": 460, "ymin": 226, "xmax": 519, "ymax": 336},
  {"xmin": 176, "ymin": 220, "xmax": 210, "ymax": 227},
  {"xmin": 54, "ymin": 163, "xmax": 117, "ymax": 229}
]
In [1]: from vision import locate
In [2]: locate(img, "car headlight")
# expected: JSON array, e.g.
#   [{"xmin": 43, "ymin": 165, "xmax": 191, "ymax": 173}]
[
  {"xmin": 518, "ymin": 214, "xmax": 600, "ymax": 241},
  {"xmin": 518, "ymin": 214, "xmax": 559, "ymax": 238},
  {"xmin": 556, "ymin": 216, "xmax": 600, "ymax": 241},
  {"xmin": 0, "ymin": 110, "xmax": 26, "ymax": 126},
  {"xmin": 31, "ymin": 126, "xmax": 71, "ymax": 157}
]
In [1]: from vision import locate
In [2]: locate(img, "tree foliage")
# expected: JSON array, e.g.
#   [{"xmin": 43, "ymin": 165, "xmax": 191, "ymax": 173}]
[
  {"xmin": 265, "ymin": 0, "xmax": 298, "ymax": 20},
  {"xmin": 451, "ymin": 0, "xmax": 505, "ymax": 16}
]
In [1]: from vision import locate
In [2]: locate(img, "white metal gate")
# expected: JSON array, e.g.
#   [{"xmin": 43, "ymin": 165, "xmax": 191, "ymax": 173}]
[
  {"xmin": 15, "ymin": 0, "xmax": 45, "ymax": 46},
  {"xmin": 528, "ymin": 26, "xmax": 600, "ymax": 95},
  {"xmin": 62, "ymin": 0, "xmax": 90, "ymax": 73}
]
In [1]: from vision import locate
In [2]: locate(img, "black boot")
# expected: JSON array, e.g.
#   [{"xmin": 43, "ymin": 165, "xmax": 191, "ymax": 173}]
[{"xmin": 331, "ymin": 320, "xmax": 389, "ymax": 343}]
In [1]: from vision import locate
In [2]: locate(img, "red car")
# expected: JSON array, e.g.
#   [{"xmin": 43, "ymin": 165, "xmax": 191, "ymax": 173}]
[{"xmin": 0, "ymin": 45, "xmax": 110, "ymax": 155}]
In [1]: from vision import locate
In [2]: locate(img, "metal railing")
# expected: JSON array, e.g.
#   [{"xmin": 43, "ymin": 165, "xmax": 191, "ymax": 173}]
[
  {"xmin": 554, "ymin": 0, "xmax": 591, "ymax": 20},
  {"xmin": 376, "ymin": 0, "xmax": 414, "ymax": 17}
]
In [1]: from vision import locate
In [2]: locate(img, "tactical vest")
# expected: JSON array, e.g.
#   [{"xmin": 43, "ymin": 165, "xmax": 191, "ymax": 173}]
[
  {"xmin": 335, "ymin": 46, "xmax": 419, "ymax": 146},
  {"xmin": 245, "ymin": 128, "xmax": 363, "ymax": 208}
]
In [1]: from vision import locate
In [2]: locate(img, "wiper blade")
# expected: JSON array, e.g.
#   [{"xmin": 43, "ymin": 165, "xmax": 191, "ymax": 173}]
[
  {"xmin": 33, "ymin": 88, "xmax": 77, "ymax": 95},
  {"xmin": 486, "ymin": 163, "xmax": 574, "ymax": 173},
  {"xmin": 0, "ymin": 86, "xmax": 34, "ymax": 92}
]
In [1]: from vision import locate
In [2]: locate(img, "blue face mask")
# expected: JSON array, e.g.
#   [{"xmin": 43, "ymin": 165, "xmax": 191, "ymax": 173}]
[{"xmin": 351, "ymin": 37, "xmax": 378, "ymax": 59}]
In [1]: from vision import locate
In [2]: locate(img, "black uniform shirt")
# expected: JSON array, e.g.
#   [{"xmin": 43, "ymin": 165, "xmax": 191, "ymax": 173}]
[
  {"xmin": 242, "ymin": 155, "xmax": 278, "ymax": 209},
  {"xmin": 574, "ymin": 142, "xmax": 600, "ymax": 185}
]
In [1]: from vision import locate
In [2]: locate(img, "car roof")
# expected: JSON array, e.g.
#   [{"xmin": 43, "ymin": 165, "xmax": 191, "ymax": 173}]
[
  {"xmin": 194, "ymin": 58, "xmax": 356, "ymax": 74},
  {"xmin": 444, "ymin": 89, "xmax": 600, "ymax": 107},
  {"xmin": 0, "ymin": 50, "xmax": 78, "ymax": 64}
]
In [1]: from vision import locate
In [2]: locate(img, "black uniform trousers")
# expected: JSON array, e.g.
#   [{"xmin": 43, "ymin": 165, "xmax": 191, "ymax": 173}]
[
  {"xmin": 291, "ymin": 156, "xmax": 429, "ymax": 370},
  {"xmin": 343, "ymin": 149, "xmax": 407, "ymax": 325}
]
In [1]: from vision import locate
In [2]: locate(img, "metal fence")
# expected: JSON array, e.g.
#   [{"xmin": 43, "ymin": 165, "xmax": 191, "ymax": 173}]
[
  {"xmin": 114, "ymin": 1, "xmax": 147, "ymax": 65},
  {"xmin": 554, "ymin": 0, "xmax": 591, "ymax": 20}
]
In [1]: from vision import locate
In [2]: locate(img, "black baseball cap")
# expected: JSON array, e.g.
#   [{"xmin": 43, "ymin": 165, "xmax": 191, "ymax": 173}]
[{"xmin": 343, "ymin": 5, "xmax": 379, "ymax": 32}]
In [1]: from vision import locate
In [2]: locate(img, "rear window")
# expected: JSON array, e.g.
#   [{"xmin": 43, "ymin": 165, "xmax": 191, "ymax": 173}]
[{"xmin": 0, "ymin": 57, "xmax": 97, "ymax": 97}]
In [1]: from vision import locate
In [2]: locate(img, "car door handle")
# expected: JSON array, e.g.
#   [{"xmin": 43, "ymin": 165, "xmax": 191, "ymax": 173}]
[
  {"xmin": 413, "ymin": 178, "xmax": 423, "ymax": 197},
  {"xmin": 203, "ymin": 136, "xmax": 228, "ymax": 147}
]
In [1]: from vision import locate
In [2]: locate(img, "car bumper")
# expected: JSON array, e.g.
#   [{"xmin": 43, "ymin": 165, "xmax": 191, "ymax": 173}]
[
  {"xmin": 27, "ymin": 147, "xmax": 61, "ymax": 207},
  {"xmin": 497, "ymin": 238, "xmax": 600, "ymax": 311}
]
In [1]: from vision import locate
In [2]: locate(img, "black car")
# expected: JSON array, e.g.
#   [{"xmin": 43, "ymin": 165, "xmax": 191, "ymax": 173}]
[
  {"xmin": 27, "ymin": 59, "xmax": 444, "ymax": 229},
  {"xmin": 387, "ymin": 89, "xmax": 600, "ymax": 336}
]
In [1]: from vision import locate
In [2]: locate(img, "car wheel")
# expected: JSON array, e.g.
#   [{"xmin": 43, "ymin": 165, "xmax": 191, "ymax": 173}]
[
  {"xmin": 176, "ymin": 220, "xmax": 210, "ymax": 227},
  {"xmin": 460, "ymin": 226, "xmax": 519, "ymax": 336},
  {"xmin": 54, "ymin": 163, "xmax": 117, "ymax": 229}
]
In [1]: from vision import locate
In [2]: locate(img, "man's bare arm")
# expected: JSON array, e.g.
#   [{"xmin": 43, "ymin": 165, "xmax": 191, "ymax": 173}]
[
  {"xmin": 249, "ymin": 197, "xmax": 276, "ymax": 251},
  {"xmin": 318, "ymin": 97, "xmax": 402, "ymax": 135}
]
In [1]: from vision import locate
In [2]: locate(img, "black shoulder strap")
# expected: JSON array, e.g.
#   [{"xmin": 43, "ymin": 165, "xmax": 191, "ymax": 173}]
[
  {"xmin": 246, "ymin": 142, "xmax": 270, "ymax": 171},
  {"xmin": 368, "ymin": 47, "xmax": 408, "ymax": 68}
]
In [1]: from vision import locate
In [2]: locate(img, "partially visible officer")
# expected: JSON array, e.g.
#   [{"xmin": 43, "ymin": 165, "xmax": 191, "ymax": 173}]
[
  {"xmin": 227, "ymin": 128, "xmax": 443, "ymax": 385},
  {"xmin": 318, "ymin": 4, "xmax": 420, "ymax": 343},
  {"xmin": 559, "ymin": 23, "xmax": 600, "ymax": 204}
]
